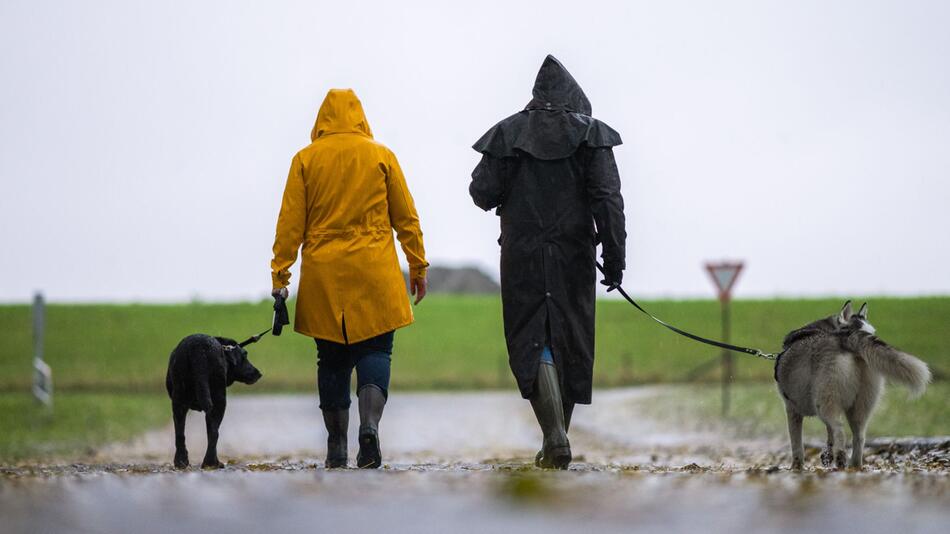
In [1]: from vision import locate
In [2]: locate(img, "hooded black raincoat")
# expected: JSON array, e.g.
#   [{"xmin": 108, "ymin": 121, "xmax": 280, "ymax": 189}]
[{"xmin": 470, "ymin": 55, "xmax": 626, "ymax": 405}]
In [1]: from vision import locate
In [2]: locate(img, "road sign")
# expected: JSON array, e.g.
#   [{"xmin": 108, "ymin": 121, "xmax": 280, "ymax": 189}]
[{"xmin": 704, "ymin": 262, "xmax": 744, "ymax": 302}]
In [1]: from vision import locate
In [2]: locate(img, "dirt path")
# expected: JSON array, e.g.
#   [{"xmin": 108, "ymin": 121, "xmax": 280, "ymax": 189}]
[{"xmin": 2, "ymin": 388, "xmax": 949, "ymax": 533}]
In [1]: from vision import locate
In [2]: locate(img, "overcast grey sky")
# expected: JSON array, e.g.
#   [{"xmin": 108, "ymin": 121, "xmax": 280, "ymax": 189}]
[{"xmin": 2, "ymin": 0, "xmax": 948, "ymax": 302}]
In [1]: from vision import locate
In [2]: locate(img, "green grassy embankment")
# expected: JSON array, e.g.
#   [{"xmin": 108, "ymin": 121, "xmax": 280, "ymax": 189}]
[
  {"xmin": 0, "ymin": 392, "xmax": 168, "ymax": 461},
  {"xmin": 1, "ymin": 296, "xmax": 947, "ymax": 391}
]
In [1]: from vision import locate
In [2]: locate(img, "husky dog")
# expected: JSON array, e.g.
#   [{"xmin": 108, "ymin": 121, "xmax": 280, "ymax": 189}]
[{"xmin": 775, "ymin": 301, "xmax": 931, "ymax": 470}]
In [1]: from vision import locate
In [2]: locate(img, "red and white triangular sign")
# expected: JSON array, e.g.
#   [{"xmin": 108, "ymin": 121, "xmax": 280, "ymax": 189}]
[{"xmin": 705, "ymin": 261, "xmax": 744, "ymax": 301}]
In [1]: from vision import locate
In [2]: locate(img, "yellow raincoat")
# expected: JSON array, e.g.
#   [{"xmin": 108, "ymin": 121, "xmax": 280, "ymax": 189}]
[{"xmin": 271, "ymin": 89, "xmax": 428, "ymax": 343}]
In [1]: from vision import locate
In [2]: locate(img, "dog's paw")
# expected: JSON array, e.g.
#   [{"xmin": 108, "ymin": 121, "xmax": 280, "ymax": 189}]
[
  {"xmin": 201, "ymin": 459, "xmax": 225, "ymax": 469},
  {"xmin": 820, "ymin": 448, "xmax": 834, "ymax": 467}
]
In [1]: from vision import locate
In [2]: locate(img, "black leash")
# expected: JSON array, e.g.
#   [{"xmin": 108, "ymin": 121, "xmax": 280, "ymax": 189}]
[
  {"xmin": 239, "ymin": 327, "xmax": 272, "ymax": 347},
  {"xmin": 596, "ymin": 262, "xmax": 780, "ymax": 361}
]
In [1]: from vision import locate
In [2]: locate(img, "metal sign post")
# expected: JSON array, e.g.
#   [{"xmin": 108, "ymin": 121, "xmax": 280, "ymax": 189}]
[
  {"xmin": 32, "ymin": 292, "xmax": 53, "ymax": 408},
  {"xmin": 704, "ymin": 262, "xmax": 744, "ymax": 416}
]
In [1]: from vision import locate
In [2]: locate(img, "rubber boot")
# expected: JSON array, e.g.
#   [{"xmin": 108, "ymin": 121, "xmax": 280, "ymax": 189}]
[
  {"xmin": 357, "ymin": 385, "xmax": 386, "ymax": 469},
  {"xmin": 322, "ymin": 409, "xmax": 348, "ymax": 468},
  {"xmin": 530, "ymin": 362, "xmax": 572, "ymax": 469},
  {"xmin": 535, "ymin": 400, "xmax": 576, "ymax": 466}
]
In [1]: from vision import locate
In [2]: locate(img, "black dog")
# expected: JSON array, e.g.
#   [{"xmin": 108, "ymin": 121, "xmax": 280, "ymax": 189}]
[{"xmin": 165, "ymin": 334, "xmax": 262, "ymax": 468}]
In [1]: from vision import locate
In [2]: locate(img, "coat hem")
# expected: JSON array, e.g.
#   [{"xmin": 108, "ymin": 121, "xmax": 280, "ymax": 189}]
[{"xmin": 293, "ymin": 317, "xmax": 414, "ymax": 344}]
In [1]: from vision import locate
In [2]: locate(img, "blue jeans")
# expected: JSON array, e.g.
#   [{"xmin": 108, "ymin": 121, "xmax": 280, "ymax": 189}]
[
  {"xmin": 316, "ymin": 331, "xmax": 394, "ymax": 410},
  {"xmin": 540, "ymin": 345, "xmax": 554, "ymax": 364}
]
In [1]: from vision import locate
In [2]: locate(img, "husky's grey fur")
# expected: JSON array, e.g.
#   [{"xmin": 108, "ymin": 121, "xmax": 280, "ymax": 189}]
[{"xmin": 775, "ymin": 301, "xmax": 931, "ymax": 470}]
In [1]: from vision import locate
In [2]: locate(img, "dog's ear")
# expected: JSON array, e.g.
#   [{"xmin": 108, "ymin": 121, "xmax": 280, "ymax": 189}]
[
  {"xmin": 838, "ymin": 300, "xmax": 853, "ymax": 323},
  {"xmin": 857, "ymin": 302, "xmax": 868, "ymax": 319}
]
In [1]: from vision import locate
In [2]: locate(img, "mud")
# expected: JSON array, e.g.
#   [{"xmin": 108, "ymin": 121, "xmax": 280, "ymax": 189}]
[{"xmin": 2, "ymin": 389, "xmax": 948, "ymax": 533}]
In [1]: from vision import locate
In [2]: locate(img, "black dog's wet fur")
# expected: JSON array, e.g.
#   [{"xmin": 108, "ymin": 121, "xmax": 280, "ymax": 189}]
[{"xmin": 165, "ymin": 334, "xmax": 262, "ymax": 469}]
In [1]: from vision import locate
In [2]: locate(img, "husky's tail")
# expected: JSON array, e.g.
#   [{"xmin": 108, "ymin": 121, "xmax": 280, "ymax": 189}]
[
  {"xmin": 190, "ymin": 347, "xmax": 214, "ymax": 412},
  {"xmin": 848, "ymin": 333, "xmax": 932, "ymax": 397}
]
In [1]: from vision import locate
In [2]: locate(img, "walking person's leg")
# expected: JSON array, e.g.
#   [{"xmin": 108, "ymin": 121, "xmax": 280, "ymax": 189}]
[
  {"xmin": 531, "ymin": 345, "xmax": 571, "ymax": 469},
  {"xmin": 352, "ymin": 331, "xmax": 394, "ymax": 469},
  {"xmin": 316, "ymin": 338, "xmax": 356, "ymax": 468}
]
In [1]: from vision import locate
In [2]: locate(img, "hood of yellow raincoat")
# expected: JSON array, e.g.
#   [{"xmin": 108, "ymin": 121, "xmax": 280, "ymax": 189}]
[{"xmin": 311, "ymin": 89, "xmax": 374, "ymax": 141}]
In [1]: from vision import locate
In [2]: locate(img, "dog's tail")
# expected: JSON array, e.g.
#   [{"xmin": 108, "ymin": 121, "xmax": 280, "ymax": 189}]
[
  {"xmin": 190, "ymin": 348, "xmax": 214, "ymax": 412},
  {"xmin": 847, "ymin": 332, "xmax": 932, "ymax": 398}
]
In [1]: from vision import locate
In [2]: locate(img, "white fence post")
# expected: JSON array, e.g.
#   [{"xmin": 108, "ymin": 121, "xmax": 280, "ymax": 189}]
[{"xmin": 32, "ymin": 292, "xmax": 53, "ymax": 407}]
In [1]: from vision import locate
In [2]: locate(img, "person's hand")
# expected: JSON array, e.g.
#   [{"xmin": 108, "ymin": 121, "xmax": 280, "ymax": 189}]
[
  {"xmin": 600, "ymin": 268, "xmax": 623, "ymax": 293},
  {"xmin": 272, "ymin": 287, "xmax": 289, "ymax": 300},
  {"xmin": 410, "ymin": 277, "xmax": 427, "ymax": 305}
]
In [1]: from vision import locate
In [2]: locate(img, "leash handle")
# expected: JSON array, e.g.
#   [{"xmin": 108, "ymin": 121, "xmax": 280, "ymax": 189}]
[
  {"xmin": 595, "ymin": 262, "xmax": 778, "ymax": 360},
  {"xmin": 272, "ymin": 294, "xmax": 290, "ymax": 336}
]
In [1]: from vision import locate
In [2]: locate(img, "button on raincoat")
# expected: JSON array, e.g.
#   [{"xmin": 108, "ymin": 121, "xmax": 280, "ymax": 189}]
[
  {"xmin": 470, "ymin": 56, "xmax": 626, "ymax": 405},
  {"xmin": 272, "ymin": 89, "xmax": 428, "ymax": 343}
]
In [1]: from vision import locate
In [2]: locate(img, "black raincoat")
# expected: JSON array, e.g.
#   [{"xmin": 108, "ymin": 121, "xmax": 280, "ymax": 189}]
[{"xmin": 469, "ymin": 55, "xmax": 626, "ymax": 405}]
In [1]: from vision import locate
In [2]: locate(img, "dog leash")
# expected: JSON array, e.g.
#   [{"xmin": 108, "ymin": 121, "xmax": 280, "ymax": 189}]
[
  {"xmin": 596, "ymin": 262, "xmax": 780, "ymax": 361},
  {"xmin": 239, "ymin": 328, "xmax": 272, "ymax": 348}
]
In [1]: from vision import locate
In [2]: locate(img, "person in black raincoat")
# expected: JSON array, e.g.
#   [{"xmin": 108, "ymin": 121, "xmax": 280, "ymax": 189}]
[{"xmin": 470, "ymin": 55, "xmax": 626, "ymax": 469}]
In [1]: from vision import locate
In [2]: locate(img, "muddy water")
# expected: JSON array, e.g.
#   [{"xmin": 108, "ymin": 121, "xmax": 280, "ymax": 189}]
[{"xmin": 2, "ymin": 389, "xmax": 949, "ymax": 533}]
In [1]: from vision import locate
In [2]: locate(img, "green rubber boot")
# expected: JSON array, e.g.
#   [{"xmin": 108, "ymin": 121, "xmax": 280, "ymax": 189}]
[{"xmin": 530, "ymin": 362, "xmax": 572, "ymax": 469}]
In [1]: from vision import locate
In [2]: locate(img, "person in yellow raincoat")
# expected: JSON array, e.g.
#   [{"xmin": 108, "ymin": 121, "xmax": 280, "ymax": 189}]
[{"xmin": 271, "ymin": 88, "xmax": 429, "ymax": 469}]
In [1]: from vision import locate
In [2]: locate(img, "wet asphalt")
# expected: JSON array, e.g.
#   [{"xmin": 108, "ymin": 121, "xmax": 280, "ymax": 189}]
[{"xmin": 2, "ymin": 389, "xmax": 948, "ymax": 533}]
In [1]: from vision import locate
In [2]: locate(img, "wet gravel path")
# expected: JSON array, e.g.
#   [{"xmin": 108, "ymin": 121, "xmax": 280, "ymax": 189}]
[{"xmin": 2, "ymin": 389, "xmax": 948, "ymax": 533}]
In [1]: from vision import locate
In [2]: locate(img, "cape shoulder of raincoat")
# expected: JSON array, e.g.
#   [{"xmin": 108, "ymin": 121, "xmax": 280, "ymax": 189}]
[
  {"xmin": 472, "ymin": 110, "xmax": 622, "ymax": 161},
  {"xmin": 271, "ymin": 89, "xmax": 428, "ymax": 344}
]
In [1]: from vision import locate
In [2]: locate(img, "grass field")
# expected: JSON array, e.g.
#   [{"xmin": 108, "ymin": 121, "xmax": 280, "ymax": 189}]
[
  {"xmin": 0, "ymin": 392, "xmax": 168, "ymax": 461},
  {"xmin": 0, "ymin": 295, "xmax": 947, "ymax": 391}
]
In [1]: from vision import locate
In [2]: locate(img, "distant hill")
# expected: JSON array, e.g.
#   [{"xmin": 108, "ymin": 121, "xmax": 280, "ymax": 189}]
[{"xmin": 404, "ymin": 266, "xmax": 499, "ymax": 294}]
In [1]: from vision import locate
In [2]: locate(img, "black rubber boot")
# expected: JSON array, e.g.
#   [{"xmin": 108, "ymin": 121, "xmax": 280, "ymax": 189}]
[
  {"xmin": 356, "ymin": 385, "xmax": 386, "ymax": 469},
  {"xmin": 322, "ymin": 409, "xmax": 349, "ymax": 468},
  {"xmin": 530, "ymin": 362, "xmax": 572, "ymax": 469}
]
